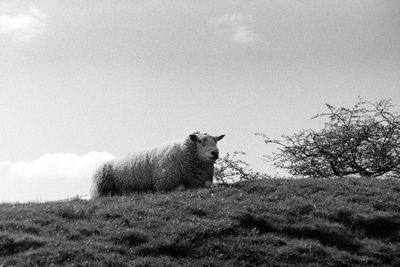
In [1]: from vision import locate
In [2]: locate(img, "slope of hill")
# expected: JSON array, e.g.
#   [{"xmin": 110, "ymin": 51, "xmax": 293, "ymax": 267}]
[{"xmin": 1, "ymin": 177, "xmax": 400, "ymax": 266}]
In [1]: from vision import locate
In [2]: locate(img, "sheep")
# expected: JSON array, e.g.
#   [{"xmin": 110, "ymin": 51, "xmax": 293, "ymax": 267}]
[{"xmin": 90, "ymin": 132, "xmax": 225, "ymax": 198}]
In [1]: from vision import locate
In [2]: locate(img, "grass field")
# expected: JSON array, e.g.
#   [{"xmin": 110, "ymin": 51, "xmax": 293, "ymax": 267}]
[{"xmin": 1, "ymin": 177, "xmax": 400, "ymax": 266}]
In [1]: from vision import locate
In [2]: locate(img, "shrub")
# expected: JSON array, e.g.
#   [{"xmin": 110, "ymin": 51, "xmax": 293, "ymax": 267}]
[
  {"xmin": 258, "ymin": 99, "xmax": 400, "ymax": 178},
  {"xmin": 214, "ymin": 151, "xmax": 266, "ymax": 184}
]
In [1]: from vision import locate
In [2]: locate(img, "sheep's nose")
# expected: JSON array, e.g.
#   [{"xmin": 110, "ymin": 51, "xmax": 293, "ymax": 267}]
[{"xmin": 211, "ymin": 151, "xmax": 219, "ymax": 158}]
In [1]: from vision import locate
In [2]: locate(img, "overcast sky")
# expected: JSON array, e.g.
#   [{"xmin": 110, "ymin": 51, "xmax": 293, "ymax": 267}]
[{"xmin": 1, "ymin": 0, "xmax": 399, "ymax": 202}]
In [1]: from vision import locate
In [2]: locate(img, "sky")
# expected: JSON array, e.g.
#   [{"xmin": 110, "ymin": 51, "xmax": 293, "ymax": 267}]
[{"xmin": 1, "ymin": 0, "xmax": 399, "ymax": 202}]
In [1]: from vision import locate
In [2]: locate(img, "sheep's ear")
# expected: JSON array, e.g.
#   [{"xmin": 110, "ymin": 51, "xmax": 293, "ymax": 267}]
[
  {"xmin": 216, "ymin": 135, "xmax": 225, "ymax": 141},
  {"xmin": 189, "ymin": 134, "xmax": 198, "ymax": 142}
]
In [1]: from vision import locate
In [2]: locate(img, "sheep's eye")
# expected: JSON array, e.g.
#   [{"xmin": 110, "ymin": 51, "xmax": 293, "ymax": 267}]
[{"xmin": 197, "ymin": 140, "xmax": 202, "ymax": 144}]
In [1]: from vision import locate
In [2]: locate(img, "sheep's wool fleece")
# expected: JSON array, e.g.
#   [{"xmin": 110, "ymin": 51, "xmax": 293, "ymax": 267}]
[{"xmin": 91, "ymin": 135, "xmax": 214, "ymax": 197}]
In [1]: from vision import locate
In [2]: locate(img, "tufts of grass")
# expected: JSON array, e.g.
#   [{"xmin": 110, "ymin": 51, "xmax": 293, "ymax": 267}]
[
  {"xmin": 234, "ymin": 212, "xmax": 361, "ymax": 252},
  {"xmin": 51, "ymin": 200, "xmax": 97, "ymax": 220},
  {"xmin": 112, "ymin": 229, "xmax": 148, "ymax": 247},
  {"xmin": 282, "ymin": 223, "xmax": 361, "ymax": 252},
  {"xmin": 329, "ymin": 209, "xmax": 400, "ymax": 240},
  {"xmin": 186, "ymin": 206, "xmax": 208, "ymax": 217},
  {"xmin": 0, "ymin": 221, "xmax": 41, "ymax": 235},
  {"xmin": 0, "ymin": 233, "xmax": 45, "ymax": 256}
]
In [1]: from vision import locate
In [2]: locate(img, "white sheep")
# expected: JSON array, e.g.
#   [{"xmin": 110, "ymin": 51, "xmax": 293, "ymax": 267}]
[{"xmin": 90, "ymin": 132, "xmax": 225, "ymax": 198}]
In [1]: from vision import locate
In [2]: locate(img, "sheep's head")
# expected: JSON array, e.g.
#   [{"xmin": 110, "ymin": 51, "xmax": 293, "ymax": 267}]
[{"xmin": 189, "ymin": 132, "xmax": 225, "ymax": 163}]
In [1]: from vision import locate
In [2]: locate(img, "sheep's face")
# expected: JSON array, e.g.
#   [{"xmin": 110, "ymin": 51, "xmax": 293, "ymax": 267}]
[{"xmin": 189, "ymin": 132, "xmax": 225, "ymax": 163}]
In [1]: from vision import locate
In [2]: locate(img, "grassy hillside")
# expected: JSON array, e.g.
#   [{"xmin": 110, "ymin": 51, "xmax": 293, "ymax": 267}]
[{"xmin": 1, "ymin": 177, "xmax": 400, "ymax": 266}]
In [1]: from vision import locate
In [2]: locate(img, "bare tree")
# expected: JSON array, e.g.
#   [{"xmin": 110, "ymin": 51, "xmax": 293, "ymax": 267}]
[{"xmin": 257, "ymin": 99, "xmax": 400, "ymax": 178}]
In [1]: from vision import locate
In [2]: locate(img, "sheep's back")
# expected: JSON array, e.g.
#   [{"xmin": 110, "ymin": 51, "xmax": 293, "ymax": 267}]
[{"xmin": 111, "ymin": 141, "xmax": 184, "ymax": 192}]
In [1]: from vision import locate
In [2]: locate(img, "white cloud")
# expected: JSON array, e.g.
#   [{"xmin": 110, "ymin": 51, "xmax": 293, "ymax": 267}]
[
  {"xmin": 0, "ymin": 152, "xmax": 115, "ymax": 202},
  {"xmin": 232, "ymin": 25, "xmax": 260, "ymax": 46},
  {"xmin": 8, "ymin": 152, "xmax": 115, "ymax": 179},
  {"xmin": 210, "ymin": 13, "xmax": 260, "ymax": 46},
  {"xmin": 0, "ymin": 161, "xmax": 11, "ymax": 168},
  {"xmin": 0, "ymin": 7, "xmax": 47, "ymax": 43},
  {"xmin": 213, "ymin": 13, "xmax": 245, "ymax": 25}
]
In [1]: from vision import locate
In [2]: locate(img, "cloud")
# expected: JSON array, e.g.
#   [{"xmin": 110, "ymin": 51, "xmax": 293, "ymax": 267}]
[
  {"xmin": 0, "ymin": 7, "xmax": 47, "ymax": 43},
  {"xmin": 210, "ymin": 13, "xmax": 260, "ymax": 46},
  {"xmin": 0, "ymin": 152, "xmax": 115, "ymax": 202}
]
